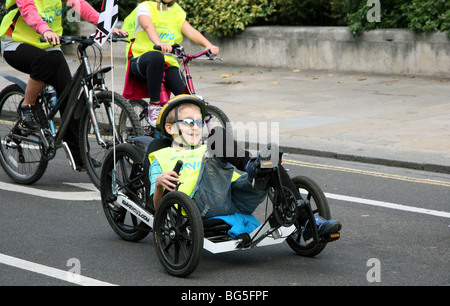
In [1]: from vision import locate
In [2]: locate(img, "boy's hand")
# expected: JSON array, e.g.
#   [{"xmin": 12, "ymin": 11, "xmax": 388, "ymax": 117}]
[{"xmin": 156, "ymin": 171, "xmax": 180, "ymax": 192}]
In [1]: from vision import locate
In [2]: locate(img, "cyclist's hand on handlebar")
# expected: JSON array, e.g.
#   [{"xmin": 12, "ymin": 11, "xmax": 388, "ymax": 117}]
[
  {"xmin": 111, "ymin": 28, "xmax": 128, "ymax": 38},
  {"xmin": 43, "ymin": 30, "xmax": 60, "ymax": 46},
  {"xmin": 205, "ymin": 45, "xmax": 219, "ymax": 57},
  {"xmin": 156, "ymin": 43, "xmax": 173, "ymax": 54}
]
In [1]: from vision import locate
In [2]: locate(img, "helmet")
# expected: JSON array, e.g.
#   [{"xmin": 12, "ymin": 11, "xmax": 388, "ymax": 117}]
[{"xmin": 156, "ymin": 94, "xmax": 206, "ymax": 137}]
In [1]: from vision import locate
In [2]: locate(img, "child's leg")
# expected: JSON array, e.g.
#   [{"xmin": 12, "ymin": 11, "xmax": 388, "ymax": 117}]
[
  {"xmin": 230, "ymin": 173, "xmax": 269, "ymax": 215},
  {"xmin": 192, "ymin": 156, "xmax": 236, "ymax": 218},
  {"xmin": 206, "ymin": 126, "xmax": 251, "ymax": 171},
  {"xmin": 207, "ymin": 127, "xmax": 301, "ymax": 199}
]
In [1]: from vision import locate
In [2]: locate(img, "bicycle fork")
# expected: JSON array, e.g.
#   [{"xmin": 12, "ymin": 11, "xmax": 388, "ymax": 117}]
[{"xmin": 83, "ymin": 85, "xmax": 118, "ymax": 148}]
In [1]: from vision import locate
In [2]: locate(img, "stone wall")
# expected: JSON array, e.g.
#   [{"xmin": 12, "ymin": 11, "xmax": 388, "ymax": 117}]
[{"xmin": 67, "ymin": 22, "xmax": 450, "ymax": 76}]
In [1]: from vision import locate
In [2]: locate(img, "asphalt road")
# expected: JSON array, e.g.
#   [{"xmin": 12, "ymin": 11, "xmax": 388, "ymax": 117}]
[{"xmin": 0, "ymin": 151, "xmax": 449, "ymax": 288}]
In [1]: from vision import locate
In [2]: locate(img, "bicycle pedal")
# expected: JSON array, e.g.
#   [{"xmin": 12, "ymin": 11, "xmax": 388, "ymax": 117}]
[{"xmin": 324, "ymin": 232, "xmax": 340, "ymax": 242}]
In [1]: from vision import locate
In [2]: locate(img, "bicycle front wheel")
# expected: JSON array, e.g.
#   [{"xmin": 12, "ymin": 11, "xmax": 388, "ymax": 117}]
[
  {"xmin": 0, "ymin": 84, "xmax": 49, "ymax": 184},
  {"xmin": 79, "ymin": 91, "xmax": 143, "ymax": 189}
]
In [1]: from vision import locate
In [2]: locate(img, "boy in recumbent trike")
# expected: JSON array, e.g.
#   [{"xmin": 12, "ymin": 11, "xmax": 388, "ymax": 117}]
[
  {"xmin": 101, "ymin": 94, "xmax": 342, "ymax": 277},
  {"xmin": 150, "ymin": 96, "xmax": 341, "ymax": 238}
]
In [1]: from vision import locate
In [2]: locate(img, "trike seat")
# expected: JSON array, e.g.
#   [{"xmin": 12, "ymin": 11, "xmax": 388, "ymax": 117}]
[{"xmin": 202, "ymin": 219, "xmax": 232, "ymax": 237}]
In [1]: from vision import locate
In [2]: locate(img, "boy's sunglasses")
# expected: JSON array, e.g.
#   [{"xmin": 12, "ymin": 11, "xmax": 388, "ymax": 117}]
[{"xmin": 174, "ymin": 118, "xmax": 205, "ymax": 127}]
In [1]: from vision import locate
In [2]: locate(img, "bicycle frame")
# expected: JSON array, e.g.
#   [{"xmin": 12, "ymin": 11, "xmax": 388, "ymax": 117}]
[
  {"xmin": 157, "ymin": 49, "xmax": 211, "ymax": 104},
  {"xmin": 49, "ymin": 40, "xmax": 117, "ymax": 153},
  {"xmin": 1, "ymin": 36, "xmax": 121, "ymax": 169}
]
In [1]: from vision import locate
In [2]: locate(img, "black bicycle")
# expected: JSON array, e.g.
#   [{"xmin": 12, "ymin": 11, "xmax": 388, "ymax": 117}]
[{"xmin": 0, "ymin": 35, "xmax": 143, "ymax": 188}]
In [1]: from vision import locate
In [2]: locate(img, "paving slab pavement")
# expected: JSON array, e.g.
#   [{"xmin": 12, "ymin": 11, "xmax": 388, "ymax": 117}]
[{"xmin": 1, "ymin": 55, "xmax": 449, "ymax": 173}]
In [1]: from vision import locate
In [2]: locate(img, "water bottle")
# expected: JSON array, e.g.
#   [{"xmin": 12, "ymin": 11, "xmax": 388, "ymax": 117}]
[{"xmin": 45, "ymin": 86, "xmax": 58, "ymax": 110}]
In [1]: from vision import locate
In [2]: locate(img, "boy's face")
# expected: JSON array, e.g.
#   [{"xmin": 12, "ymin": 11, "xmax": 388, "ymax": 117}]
[{"xmin": 165, "ymin": 105, "xmax": 203, "ymax": 147}]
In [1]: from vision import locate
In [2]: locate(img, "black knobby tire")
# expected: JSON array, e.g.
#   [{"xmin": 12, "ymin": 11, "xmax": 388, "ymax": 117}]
[
  {"xmin": 100, "ymin": 143, "xmax": 151, "ymax": 242},
  {"xmin": 79, "ymin": 91, "xmax": 144, "ymax": 189},
  {"xmin": 0, "ymin": 84, "xmax": 49, "ymax": 184},
  {"xmin": 128, "ymin": 99, "xmax": 151, "ymax": 136},
  {"xmin": 153, "ymin": 191, "xmax": 204, "ymax": 277},
  {"xmin": 286, "ymin": 175, "xmax": 331, "ymax": 257},
  {"xmin": 204, "ymin": 104, "xmax": 230, "ymax": 137}
]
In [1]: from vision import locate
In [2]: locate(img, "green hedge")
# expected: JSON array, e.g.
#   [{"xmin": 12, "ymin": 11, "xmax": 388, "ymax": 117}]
[
  {"xmin": 181, "ymin": 0, "xmax": 450, "ymax": 37},
  {"xmin": 347, "ymin": 0, "xmax": 450, "ymax": 36},
  {"xmin": 178, "ymin": 0, "xmax": 276, "ymax": 38},
  {"xmin": 59, "ymin": 0, "xmax": 450, "ymax": 38}
]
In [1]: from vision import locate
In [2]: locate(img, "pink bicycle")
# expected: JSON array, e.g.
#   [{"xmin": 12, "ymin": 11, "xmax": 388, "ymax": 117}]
[{"xmin": 129, "ymin": 44, "xmax": 229, "ymax": 139}]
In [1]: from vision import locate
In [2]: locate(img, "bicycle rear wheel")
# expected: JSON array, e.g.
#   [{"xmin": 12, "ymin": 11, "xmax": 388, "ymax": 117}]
[
  {"xmin": 204, "ymin": 104, "xmax": 230, "ymax": 139},
  {"xmin": 0, "ymin": 84, "xmax": 48, "ymax": 184},
  {"xmin": 79, "ymin": 91, "xmax": 143, "ymax": 189},
  {"xmin": 128, "ymin": 99, "xmax": 152, "ymax": 136}
]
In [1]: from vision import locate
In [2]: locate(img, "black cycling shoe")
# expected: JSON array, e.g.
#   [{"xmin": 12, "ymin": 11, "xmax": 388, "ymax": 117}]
[{"xmin": 18, "ymin": 105, "xmax": 40, "ymax": 130}]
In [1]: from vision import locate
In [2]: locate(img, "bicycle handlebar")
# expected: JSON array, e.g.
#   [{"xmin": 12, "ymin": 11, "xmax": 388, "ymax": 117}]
[
  {"xmin": 39, "ymin": 33, "xmax": 128, "ymax": 46},
  {"xmin": 153, "ymin": 44, "xmax": 220, "ymax": 61}
]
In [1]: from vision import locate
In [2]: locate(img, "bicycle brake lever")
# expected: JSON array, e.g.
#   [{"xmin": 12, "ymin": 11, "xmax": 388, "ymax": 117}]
[{"xmin": 205, "ymin": 50, "xmax": 223, "ymax": 61}]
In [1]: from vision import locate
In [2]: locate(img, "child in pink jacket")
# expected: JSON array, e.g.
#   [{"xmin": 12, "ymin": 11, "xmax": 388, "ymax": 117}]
[{"xmin": 1, "ymin": 0, "xmax": 127, "ymax": 170}]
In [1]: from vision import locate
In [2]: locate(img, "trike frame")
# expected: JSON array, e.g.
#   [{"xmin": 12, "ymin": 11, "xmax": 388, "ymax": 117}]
[{"xmin": 100, "ymin": 136, "xmax": 340, "ymax": 277}]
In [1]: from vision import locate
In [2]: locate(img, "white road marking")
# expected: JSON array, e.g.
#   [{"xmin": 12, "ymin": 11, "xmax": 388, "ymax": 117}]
[
  {"xmin": 0, "ymin": 181, "xmax": 100, "ymax": 201},
  {"xmin": 325, "ymin": 192, "xmax": 450, "ymax": 219},
  {"xmin": 0, "ymin": 253, "xmax": 117, "ymax": 286}
]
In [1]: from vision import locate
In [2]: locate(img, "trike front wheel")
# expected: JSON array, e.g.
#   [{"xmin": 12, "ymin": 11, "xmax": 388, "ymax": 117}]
[{"xmin": 154, "ymin": 191, "xmax": 203, "ymax": 277}]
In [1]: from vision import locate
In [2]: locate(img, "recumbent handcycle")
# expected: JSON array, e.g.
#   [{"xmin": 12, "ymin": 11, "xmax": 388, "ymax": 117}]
[{"xmin": 100, "ymin": 136, "xmax": 340, "ymax": 277}]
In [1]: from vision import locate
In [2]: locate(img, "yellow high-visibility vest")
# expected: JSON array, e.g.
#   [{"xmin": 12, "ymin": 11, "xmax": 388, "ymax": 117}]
[
  {"xmin": 129, "ymin": 1, "xmax": 186, "ymax": 68},
  {"xmin": 149, "ymin": 145, "xmax": 241, "ymax": 197},
  {"xmin": 0, "ymin": 0, "xmax": 63, "ymax": 49}
]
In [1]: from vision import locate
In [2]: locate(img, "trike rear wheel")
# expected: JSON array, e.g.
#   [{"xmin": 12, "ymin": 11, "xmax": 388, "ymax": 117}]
[
  {"xmin": 286, "ymin": 175, "xmax": 331, "ymax": 257},
  {"xmin": 154, "ymin": 191, "xmax": 203, "ymax": 277}
]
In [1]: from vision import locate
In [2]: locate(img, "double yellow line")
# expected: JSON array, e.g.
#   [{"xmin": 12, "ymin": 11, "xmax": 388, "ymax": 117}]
[{"xmin": 284, "ymin": 159, "xmax": 450, "ymax": 188}]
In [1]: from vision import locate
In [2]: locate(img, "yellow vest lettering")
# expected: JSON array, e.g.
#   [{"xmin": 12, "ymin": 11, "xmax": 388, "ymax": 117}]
[{"xmin": 129, "ymin": 1, "xmax": 186, "ymax": 68}]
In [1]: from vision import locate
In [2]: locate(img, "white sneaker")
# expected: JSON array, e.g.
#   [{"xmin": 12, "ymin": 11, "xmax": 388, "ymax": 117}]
[{"xmin": 147, "ymin": 104, "xmax": 162, "ymax": 127}]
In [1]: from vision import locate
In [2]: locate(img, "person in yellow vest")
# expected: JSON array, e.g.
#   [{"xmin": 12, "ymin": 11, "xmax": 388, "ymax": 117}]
[
  {"xmin": 150, "ymin": 95, "xmax": 342, "ymax": 238},
  {"xmin": 149, "ymin": 95, "xmax": 268, "ymax": 219},
  {"xmin": 128, "ymin": 0, "xmax": 219, "ymax": 127},
  {"xmin": 0, "ymin": 0, "xmax": 126, "ymax": 171}
]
